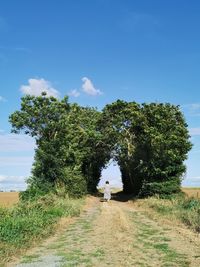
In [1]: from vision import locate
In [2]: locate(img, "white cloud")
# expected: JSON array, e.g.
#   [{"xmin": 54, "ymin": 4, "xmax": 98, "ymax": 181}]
[
  {"xmin": 0, "ymin": 156, "xmax": 34, "ymax": 167},
  {"xmin": 182, "ymin": 103, "xmax": 200, "ymax": 116},
  {"xmin": 0, "ymin": 175, "xmax": 26, "ymax": 183},
  {"xmin": 20, "ymin": 78, "xmax": 60, "ymax": 98},
  {"xmin": 189, "ymin": 128, "xmax": 200, "ymax": 136},
  {"xmin": 0, "ymin": 175, "xmax": 27, "ymax": 191},
  {"xmin": 189, "ymin": 103, "xmax": 200, "ymax": 111},
  {"xmin": 69, "ymin": 89, "xmax": 80, "ymax": 97},
  {"xmin": 0, "ymin": 134, "xmax": 35, "ymax": 152},
  {"xmin": 82, "ymin": 77, "xmax": 102, "ymax": 96},
  {"xmin": 190, "ymin": 176, "xmax": 200, "ymax": 180},
  {"xmin": 182, "ymin": 176, "xmax": 200, "ymax": 187},
  {"xmin": 0, "ymin": 96, "xmax": 6, "ymax": 102}
]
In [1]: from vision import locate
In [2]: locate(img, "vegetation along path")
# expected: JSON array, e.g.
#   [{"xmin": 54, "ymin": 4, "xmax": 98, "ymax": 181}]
[{"xmin": 10, "ymin": 196, "xmax": 200, "ymax": 267}]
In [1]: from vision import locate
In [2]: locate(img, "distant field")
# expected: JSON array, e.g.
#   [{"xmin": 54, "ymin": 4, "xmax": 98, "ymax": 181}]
[
  {"xmin": 0, "ymin": 192, "xmax": 19, "ymax": 207},
  {"xmin": 182, "ymin": 187, "xmax": 200, "ymax": 198}
]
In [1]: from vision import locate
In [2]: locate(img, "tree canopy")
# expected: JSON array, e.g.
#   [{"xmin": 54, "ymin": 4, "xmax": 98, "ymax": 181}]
[{"xmin": 9, "ymin": 93, "xmax": 192, "ymax": 199}]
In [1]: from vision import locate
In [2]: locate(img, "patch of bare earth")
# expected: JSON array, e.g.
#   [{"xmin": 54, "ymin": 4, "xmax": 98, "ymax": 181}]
[{"xmin": 8, "ymin": 196, "xmax": 200, "ymax": 267}]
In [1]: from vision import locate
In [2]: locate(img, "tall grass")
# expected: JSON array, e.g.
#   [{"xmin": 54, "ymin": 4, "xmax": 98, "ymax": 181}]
[
  {"xmin": 0, "ymin": 194, "xmax": 84, "ymax": 263},
  {"xmin": 139, "ymin": 194, "xmax": 200, "ymax": 233}
]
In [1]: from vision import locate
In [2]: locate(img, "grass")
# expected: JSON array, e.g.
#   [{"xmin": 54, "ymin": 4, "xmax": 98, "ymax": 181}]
[
  {"xmin": 0, "ymin": 194, "xmax": 84, "ymax": 264},
  {"xmin": 137, "ymin": 193, "xmax": 200, "ymax": 233},
  {"xmin": 21, "ymin": 254, "xmax": 41, "ymax": 263},
  {"xmin": 57, "ymin": 249, "xmax": 94, "ymax": 267},
  {"xmin": 130, "ymin": 211, "xmax": 190, "ymax": 267}
]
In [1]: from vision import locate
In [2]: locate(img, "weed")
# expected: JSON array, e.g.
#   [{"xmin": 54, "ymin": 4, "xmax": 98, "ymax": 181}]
[
  {"xmin": 0, "ymin": 194, "xmax": 84, "ymax": 263},
  {"xmin": 140, "ymin": 195, "xmax": 200, "ymax": 233}
]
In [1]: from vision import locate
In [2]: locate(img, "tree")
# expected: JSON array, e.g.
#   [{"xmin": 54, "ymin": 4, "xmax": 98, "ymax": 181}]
[
  {"xmin": 137, "ymin": 103, "xmax": 192, "ymax": 196},
  {"xmin": 9, "ymin": 93, "xmax": 110, "ymax": 197},
  {"xmin": 100, "ymin": 101, "xmax": 192, "ymax": 196},
  {"xmin": 9, "ymin": 93, "xmax": 87, "ymax": 197},
  {"xmin": 100, "ymin": 100, "xmax": 144, "ymax": 194},
  {"xmin": 10, "ymin": 94, "xmax": 192, "ymax": 198}
]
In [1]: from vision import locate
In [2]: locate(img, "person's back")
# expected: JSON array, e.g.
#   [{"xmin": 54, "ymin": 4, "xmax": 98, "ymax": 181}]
[{"xmin": 103, "ymin": 181, "xmax": 111, "ymax": 201}]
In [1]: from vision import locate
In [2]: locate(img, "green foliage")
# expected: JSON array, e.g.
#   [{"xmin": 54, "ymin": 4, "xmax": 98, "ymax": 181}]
[
  {"xmin": 178, "ymin": 197, "xmax": 200, "ymax": 231},
  {"xmin": 19, "ymin": 179, "xmax": 55, "ymax": 201},
  {"xmin": 9, "ymin": 94, "xmax": 192, "ymax": 197},
  {"xmin": 9, "ymin": 94, "xmax": 109, "ymax": 197},
  {"xmin": 180, "ymin": 197, "xmax": 200, "ymax": 210},
  {"xmin": 139, "ymin": 178, "xmax": 181, "ymax": 198},
  {"xmin": 0, "ymin": 194, "xmax": 83, "ymax": 262},
  {"xmin": 61, "ymin": 167, "xmax": 87, "ymax": 198},
  {"xmin": 101, "ymin": 101, "xmax": 192, "ymax": 196}
]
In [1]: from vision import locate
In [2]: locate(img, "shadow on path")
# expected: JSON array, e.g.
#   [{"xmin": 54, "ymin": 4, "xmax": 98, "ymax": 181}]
[
  {"xmin": 111, "ymin": 191, "xmax": 136, "ymax": 202},
  {"xmin": 94, "ymin": 191, "xmax": 136, "ymax": 202}
]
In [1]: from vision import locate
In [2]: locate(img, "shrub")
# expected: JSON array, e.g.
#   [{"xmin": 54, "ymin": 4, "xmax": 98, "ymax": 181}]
[{"xmin": 139, "ymin": 178, "xmax": 181, "ymax": 198}]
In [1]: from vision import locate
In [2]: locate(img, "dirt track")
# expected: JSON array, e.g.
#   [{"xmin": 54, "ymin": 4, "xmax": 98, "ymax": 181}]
[{"xmin": 10, "ymin": 196, "xmax": 200, "ymax": 267}]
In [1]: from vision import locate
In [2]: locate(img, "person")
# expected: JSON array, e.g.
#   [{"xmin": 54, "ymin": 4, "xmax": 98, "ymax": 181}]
[{"xmin": 103, "ymin": 181, "xmax": 111, "ymax": 201}]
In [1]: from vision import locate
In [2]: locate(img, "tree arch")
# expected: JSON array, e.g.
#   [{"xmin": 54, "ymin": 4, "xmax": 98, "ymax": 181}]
[
  {"xmin": 9, "ymin": 94, "xmax": 192, "ymax": 198},
  {"xmin": 100, "ymin": 100, "xmax": 192, "ymax": 196}
]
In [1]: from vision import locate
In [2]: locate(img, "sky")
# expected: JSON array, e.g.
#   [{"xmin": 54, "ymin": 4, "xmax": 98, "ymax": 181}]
[{"xmin": 0, "ymin": 0, "xmax": 200, "ymax": 190}]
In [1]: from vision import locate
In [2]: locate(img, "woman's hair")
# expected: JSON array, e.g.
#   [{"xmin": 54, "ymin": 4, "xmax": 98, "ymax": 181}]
[{"xmin": 105, "ymin": 181, "xmax": 109, "ymax": 184}]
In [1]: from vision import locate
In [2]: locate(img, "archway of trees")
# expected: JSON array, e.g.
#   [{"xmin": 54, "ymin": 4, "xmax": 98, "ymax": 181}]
[
  {"xmin": 98, "ymin": 160, "xmax": 122, "ymax": 190},
  {"xmin": 9, "ymin": 93, "xmax": 192, "ymax": 199}
]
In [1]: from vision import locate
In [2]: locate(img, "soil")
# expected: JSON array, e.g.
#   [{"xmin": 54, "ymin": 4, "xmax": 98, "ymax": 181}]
[{"xmin": 8, "ymin": 194, "xmax": 200, "ymax": 267}]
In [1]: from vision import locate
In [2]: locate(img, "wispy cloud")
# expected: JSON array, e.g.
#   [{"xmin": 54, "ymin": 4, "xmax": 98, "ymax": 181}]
[
  {"xmin": 82, "ymin": 77, "xmax": 102, "ymax": 96},
  {"xmin": 189, "ymin": 128, "xmax": 200, "ymax": 136},
  {"xmin": 0, "ymin": 46, "xmax": 31, "ymax": 53},
  {"xmin": 0, "ymin": 175, "xmax": 26, "ymax": 183},
  {"xmin": 0, "ymin": 96, "xmax": 6, "ymax": 102},
  {"xmin": 14, "ymin": 47, "xmax": 31, "ymax": 53},
  {"xmin": 68, "ymin": 89, "xmax": 80, "ymax": 97},
  {"xmin": 0, "ymin": 175, "xmax": 27, "ymax": 191},
  {"xmin": 182, "ymin": 103, "xmax": 200, "ymax": 116},
  {"xmin": 189, "ymin": 176, "xmax": 200, "ymax": 180},
  {"xmin": 0, "ymin": 156, "xmax": 33, "ymax": 167},
  {"xmin": 182, "ymin": 176, "xmax": 200, "ymax": 187},
  {"xmin": 0, "ymin": 134, "xmax": 35, "ymax": 152},
  {"xmin": 20, "ymin": 78, "xmax": 60, "ymax": 98}
]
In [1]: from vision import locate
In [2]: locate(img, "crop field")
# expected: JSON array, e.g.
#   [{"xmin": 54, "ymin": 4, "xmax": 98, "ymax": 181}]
[
  {"xmin": 182, "ymin": 187, "xmax": 200, "ymax": 198},
  {"xmin": 0, "ymin": 192, "xmax": 19, "ymax": 207}
]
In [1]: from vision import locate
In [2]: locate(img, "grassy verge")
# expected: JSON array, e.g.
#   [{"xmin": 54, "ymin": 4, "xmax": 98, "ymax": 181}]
[
  {"xmin": 136, "ymin": 194, "xmax": 200, "ymax": 233},
  {"xmin": 0, "ymin": 194, "xmax": 84, "ymax": 264}
]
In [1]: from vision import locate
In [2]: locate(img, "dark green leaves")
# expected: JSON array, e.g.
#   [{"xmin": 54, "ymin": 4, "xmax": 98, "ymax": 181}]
[{"xmin": 9, "ymin": 95, "xmax": 192, "ymax": 198}]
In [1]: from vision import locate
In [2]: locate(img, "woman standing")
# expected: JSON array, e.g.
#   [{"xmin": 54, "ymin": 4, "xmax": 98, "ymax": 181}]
[{"xmin": 103, "ymin": 181, "xmax": 111, "ymax": 201}]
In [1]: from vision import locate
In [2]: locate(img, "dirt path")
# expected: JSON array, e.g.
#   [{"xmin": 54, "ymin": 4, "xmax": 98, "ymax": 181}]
[{"xmin": 10, "ymin": 196, "xmax": 200, "ymax": 267}]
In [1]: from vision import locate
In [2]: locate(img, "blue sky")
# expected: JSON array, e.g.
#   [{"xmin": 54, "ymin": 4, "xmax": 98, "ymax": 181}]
[{"xmin": 0, "ymin": 0, "xmax": 200, "ymax": 190}]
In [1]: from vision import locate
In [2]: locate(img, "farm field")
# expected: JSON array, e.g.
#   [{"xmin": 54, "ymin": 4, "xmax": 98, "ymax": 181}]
[
  {"xmin": 0, "ymin": 192, "xmax": 19, "ymax": 207},
  {"xmin": 182, "ymin": 187, "xmax": 200, "ymax": 198}
]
